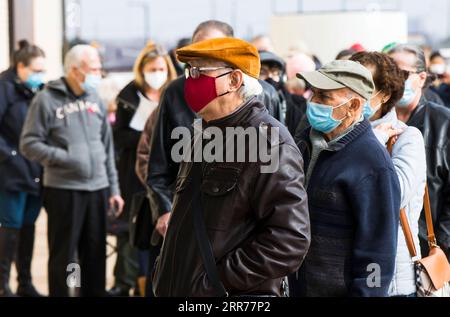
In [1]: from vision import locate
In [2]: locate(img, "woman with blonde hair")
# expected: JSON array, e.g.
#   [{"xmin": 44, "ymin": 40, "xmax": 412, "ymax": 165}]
[{"xmin": 109, "ymin": 42, "xmax": 176, "ymax": 297}]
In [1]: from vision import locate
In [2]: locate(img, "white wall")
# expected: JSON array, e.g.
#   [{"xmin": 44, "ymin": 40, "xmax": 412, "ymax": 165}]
[
  {"xmin": 271, "ymin": 11, "xmax": 408, "ymax": 63},
  {"xmin": 0, "ymin": 0, "xmax": 9, "ymax": 71},
  {"xmin": 32, "ymin": 0, "xmax": 64, "ymax": 79}
]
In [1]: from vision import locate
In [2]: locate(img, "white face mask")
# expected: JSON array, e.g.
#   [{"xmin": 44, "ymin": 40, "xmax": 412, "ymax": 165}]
[
  {"xmin": 144, "ymin": 71, "xmax": 168, "ymax": 90},
  {"xmin": 430, "ymin": 64, "xmax": 446, "ymax": 75}
]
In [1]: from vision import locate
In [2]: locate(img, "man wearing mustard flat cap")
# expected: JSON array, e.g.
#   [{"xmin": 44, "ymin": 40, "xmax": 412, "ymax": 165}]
[
  {"xmin": 152, "ymin": 37, "xmax": 311, "ymax": 297},
  {"xmin": 290, "ymin": 60, "xmax": 401, "ymax": 297}
]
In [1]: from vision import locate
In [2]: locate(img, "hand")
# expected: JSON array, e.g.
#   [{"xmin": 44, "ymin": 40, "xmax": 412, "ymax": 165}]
[
  {"xmin": 374, "ymin": 123, "xmax": 403, "ymax": 142},
  {"xmin": 109, "ymin": 195, "xmax": 125, "ymax": 217},
  {"xmin": 156, "ymin": 212, "xmax": 171, "ymax": 238}
]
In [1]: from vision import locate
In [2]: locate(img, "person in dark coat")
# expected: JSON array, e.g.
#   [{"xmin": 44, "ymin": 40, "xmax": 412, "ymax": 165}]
[
  {"xmin": 109, "ymin": 42, "xmax": 177, "ymax": 297},
  {"xmin": 259, "ymin": 50, "xmax": 307, "ymax": 136},
  {"xmin": 145, "ymin": 21, "xmax": 282, "ymax": 244},
  {"xmin": 153, "ymin": 37, "xmax": 310, "ymax": 297},
  {"xmin": 389, "ymin": 44, "xmax": 450, "ymax": 260},
  {"xmin": 169, "ymin": 38, "xmax": 191, "ymax": 77},
  {"xmin": 0, "ymin": 40, "xmax": 46, "ymax": 297},
  {"xmin": 292, "ymin": 60, "xmax": 401, "ymax": 296}
]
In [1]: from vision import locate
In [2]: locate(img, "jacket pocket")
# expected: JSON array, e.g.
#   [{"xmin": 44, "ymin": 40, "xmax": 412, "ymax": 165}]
[
  {"xmin": 66, "ymin": 143, "xmax": 92, "ymax": 179},
  {"xmin": 200, "ymin": 164, "xmax": 242, "ymax": 231}
]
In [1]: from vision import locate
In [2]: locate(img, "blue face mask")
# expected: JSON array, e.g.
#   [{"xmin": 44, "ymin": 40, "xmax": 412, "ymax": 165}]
[
  {"xmin": 363, "ymin": 91, "xmax": 382, "ymax": 119},
  {"xmin": 306, "ymin": 97, "xmax": 353, "ymax": 133},
  {"xmin": 81, "ymin": 73, "xmax": 102, "ymax": 92},
  {"xmin": 25, "ymin": 72, "xmax": 45, "ymax": 90},
  {"xmin": 396, "ymin": 79, "xmax": 417, "ymax": 108}
]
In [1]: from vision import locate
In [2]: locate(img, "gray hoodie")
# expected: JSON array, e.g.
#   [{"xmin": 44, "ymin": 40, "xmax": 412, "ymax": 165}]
[{"xmin": 20, "ymin": 78, "xmax": 120, "ymax": 196}]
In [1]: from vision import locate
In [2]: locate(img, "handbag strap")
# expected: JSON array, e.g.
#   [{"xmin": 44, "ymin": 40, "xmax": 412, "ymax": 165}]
[
  {"xmin": 399, "ymin": 208, "xmax": 418, "ymax": 258},
  {"xmin": 191, "ymin": 161, "xmax": 228, "ymax": 297},
  {"xmin": 386, "ymin": 136, "xmax": 436, "ymax": 259},
  {"xmin": 423, "ymin": 185, "xmax": 437, "ymax": 247}
]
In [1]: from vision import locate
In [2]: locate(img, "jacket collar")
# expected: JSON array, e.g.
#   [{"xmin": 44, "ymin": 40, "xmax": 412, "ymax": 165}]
[
  {"xmin": 0, "ymin": 67, "xmax": 35, "ymax": 99},
  {"xmin": 371, "ymin": 108, "xmax": 407, "ymax": 130},
  {"xmin": 408, "ymin": 96, "xmax": 427, "ymax": 119},
  {"xmin": 309, "ymin": 117, "xmax": 371, "ymax": 152},
  {"xmin": 406, "ymin": 96, "xmax": 427, "ymax": 129},
  {"xmin": 116, "ymin": 80, "xmax": 142, "ymax": 107},
  {"xmin": 204, "ymin": 96, "xmax": 264, "ymax": 128}
]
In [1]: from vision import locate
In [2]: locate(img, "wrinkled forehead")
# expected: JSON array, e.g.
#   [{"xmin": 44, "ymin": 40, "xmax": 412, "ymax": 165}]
[{"xmin": 188, "ymin": 58, "xmax": 229, "ymax": 68}]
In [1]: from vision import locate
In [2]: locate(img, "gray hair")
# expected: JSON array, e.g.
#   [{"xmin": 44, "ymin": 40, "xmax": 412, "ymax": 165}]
[
  {"xmin": 387, "ymin": 44, "xmax": 427, "ymax": 73},
  {"xmin": 192, "ymin": 20, "xmax": 234, "ymax": 40},
  {"xmin": 63, "ymin": 45, "xmax": 99, "ymax": 75},
  {"xmin": 238, "ymin": 73, "xmax": 263, "ymax": 101}
]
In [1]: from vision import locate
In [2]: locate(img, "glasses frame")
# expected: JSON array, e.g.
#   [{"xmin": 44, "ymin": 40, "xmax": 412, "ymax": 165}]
[{"xmin": 186, "ymin": 66, "xmax": 232, "ymax": 79}]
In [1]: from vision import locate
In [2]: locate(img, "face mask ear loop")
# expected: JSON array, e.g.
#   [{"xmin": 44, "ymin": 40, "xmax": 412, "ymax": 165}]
[
  {"xmin": 216, "ymin": 71, "xmax": 234, "ymax": 98},
  {"xmin": 334, "ymin": 97, "xmax": 355, "ymax": 121}
]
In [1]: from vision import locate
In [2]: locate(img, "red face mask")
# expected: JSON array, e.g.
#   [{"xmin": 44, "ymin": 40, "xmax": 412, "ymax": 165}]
[{"xmin": 184, "ymin": 72, "xmax": 232, "ymax": 113}]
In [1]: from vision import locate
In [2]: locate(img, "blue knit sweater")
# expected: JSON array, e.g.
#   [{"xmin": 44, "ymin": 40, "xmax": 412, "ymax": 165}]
[{"xmin": 293, "ymin": 119, "xmax": 401, "ymax": 297}]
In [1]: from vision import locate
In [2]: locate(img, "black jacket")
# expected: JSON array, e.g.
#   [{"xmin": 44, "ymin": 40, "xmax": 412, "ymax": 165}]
[
  {"xmin": 0, "ymin": 68, "xmax": 42, "ymax": 195},
  {"xmin": 146, "ymin": 76, "xmax": 281, "ymax": 218},
  {"xmin": 284, "ymin": 92, "xmax": 307, "ymax": 136},
  {"xmin": 113, "ymin": 81, "xmax": 149, "ymax": 216},
  {"xmin": 407, "ymin": 97, "xmax": 450, "ymax": 259},
  {"xmin": 152, "ymin": 98, "xmax": 310, "ymax": 297},
  {"xmin": 424, "ymin": 87, "xmax": 445, "ymax": 107},
  {"xmin": 430, "ymin": 84, "xmax": 450, "ymax": 109}
]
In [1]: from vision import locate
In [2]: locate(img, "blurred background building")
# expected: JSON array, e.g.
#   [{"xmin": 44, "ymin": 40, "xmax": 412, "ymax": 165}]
[
  {"xmin": 2, "ymin": 0, "xmax": 450, "ymax": 81},
  {"xmin": 1, "ymin": 0, "xmax": 450, "ymax": 296}
]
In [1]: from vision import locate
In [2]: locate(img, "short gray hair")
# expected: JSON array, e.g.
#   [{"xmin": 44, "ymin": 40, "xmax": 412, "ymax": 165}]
[
  {"xmin": 238, "ymin": 73, "xmax": 263, "ymax": 101},
  {"xmin": 63, "ymin": 45, "xmax": 99, "ymax": 75},
  {"xmin": 387, "ymin": 44, "xmax": 427, "ymax": 73}
]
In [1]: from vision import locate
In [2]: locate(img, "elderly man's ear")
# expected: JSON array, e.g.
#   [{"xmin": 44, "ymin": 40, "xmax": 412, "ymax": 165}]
[
  {"xmin": 229, "ymin": 70, "xmax": 244, "ymax": 91},
  {"xmin": 349, "ymin": 97, "xmax": 364, "ymax": 115},
  {"xmin": 418, "ymin": 71, "xmax": 427, "ymax": 89}
]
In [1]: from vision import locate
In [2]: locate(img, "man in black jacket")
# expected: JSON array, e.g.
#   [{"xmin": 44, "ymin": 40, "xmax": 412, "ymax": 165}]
[
  {"xmin": 259, "ymin": 50, "xmax": 307, "ymax": 136},
  {"xmin": 145, "ymin": 20, "xmax": 281, "ymax": 244},
  {"xmin": 389, "ymin": 44, "xmax": 450, "ymax": 260},
  {"xmin": 152, "ymin": 37, "xmax": 310, "ymax": 297}
]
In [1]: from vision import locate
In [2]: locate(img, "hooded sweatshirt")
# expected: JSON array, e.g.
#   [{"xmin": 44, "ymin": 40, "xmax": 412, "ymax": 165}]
[{"xmin": 20, "ymin": 78, "xmax": 120, "ymax": 196}]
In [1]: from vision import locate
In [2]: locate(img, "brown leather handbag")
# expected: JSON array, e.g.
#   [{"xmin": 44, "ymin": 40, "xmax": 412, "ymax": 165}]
[{"xmin": 387, "ymin": 137, "xmax": 450, "ymax": 297}]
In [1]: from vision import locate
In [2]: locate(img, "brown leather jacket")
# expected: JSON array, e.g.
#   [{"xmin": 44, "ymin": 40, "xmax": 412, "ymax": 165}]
[
  {"xmin": 152, "ymin": 97, "xmax": 310, "ymax": 297},
  {"xmin": 135, "ymin": 108, "xmax": 159, "ymax": 186}
]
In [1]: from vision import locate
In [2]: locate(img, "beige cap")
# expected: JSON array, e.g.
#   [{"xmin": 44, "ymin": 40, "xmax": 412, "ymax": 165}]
[{"xmin": 297, "ymin": 60, "xmax": 375, "ymax": 100}]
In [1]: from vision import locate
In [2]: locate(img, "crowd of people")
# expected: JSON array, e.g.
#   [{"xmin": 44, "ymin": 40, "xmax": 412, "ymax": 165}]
[{"xmin": 0, "ymin": 19, "xmax": 449, "ymax": 298}]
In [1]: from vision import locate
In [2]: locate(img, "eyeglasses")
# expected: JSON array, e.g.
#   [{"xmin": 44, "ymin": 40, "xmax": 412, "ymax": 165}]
[
  {"xmin": 185, "ymin": 66, "xmax": 232, "ymax": 79},
  {"xmin": 401, "ymin": 69, "xmax": 422, "ymax": 79}
]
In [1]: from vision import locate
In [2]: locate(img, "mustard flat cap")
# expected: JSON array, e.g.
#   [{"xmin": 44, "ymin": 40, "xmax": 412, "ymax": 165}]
[{"xmin": 176, "ymin": 38, "xmax": 261, "ymax": 78}]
